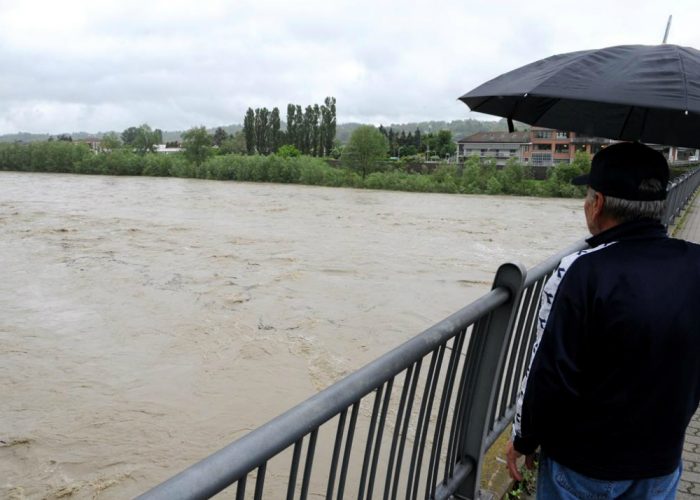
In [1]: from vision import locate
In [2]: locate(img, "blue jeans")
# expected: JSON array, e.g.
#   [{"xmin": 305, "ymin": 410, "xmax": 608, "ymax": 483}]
[{"xmin": 536, "ymin": 454, "xmax": 682, "ymax": 499}]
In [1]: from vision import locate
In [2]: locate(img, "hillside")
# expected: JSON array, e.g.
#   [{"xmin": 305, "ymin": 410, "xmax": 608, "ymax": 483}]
[{"xmin": 0, "ymin": 119, "xmax": 523, "ymax": 144}]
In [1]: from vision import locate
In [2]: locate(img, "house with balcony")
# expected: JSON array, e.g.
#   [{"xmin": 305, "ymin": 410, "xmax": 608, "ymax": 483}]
[
  {"xmin": 455, "ymin": 131, "xmax": 530, "ymax": 166},
  {"xmin": 457, "ymin": 127, "xmax": 616, "ymax": 166}
]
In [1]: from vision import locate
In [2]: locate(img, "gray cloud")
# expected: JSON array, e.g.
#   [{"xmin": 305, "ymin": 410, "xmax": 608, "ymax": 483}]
[{"xmin": 1, "ymin": 0, "xmax": 698, "ymax": 133}]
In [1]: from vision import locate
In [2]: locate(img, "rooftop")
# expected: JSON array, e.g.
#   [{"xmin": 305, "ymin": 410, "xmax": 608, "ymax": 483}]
[{"xmin": 457, "ymin": 131, "xmax": 530, "ymax": 143}]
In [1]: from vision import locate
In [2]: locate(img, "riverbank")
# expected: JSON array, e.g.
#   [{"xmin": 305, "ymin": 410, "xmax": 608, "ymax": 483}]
[{"xmin": 0, "ymin": 141, "xmax": 589, "ymax": 198}]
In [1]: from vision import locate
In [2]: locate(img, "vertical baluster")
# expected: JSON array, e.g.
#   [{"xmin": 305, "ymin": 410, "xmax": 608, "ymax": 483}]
[
  {"xmin": 299, "ymin": 429, "xmax": 318, "ymax": 500},
  {"xmin": 409, "ymin": 345, "xmax": 444, "ymax": 500},
  {"xmin": 235, "ymin": 475, "xmax": 247, "ymax": 500},
  {"xmin": 286, "ymin": 439, "xmax": 303, "ymax": 500},
  {"xmin": 367, "ymin": 378, "xmax": 394, "ymax": 500},
  {"xmin": 253, "ymin": 463, "xmax": 267, "ymax": 500},
  {"xmin": 445, "ymin": 325, "xmax": 477, "ymax": 482},
  {"xmin": 427, "ymin": 331, "xmax": 465, "ymax": 496},
  {"xmin": 337, "ymin": 402, "xmax": 360, "ymax": 500},
  {"xmin": 357, "ymin": 385, "xmax": 384, "ymax": 500},
  {"xmin": 388, "ymin": 360, "xmax": 422, "ymax": 500},
  {"xmin": 383, "ymin": 365, "xmax": 414, "ymax": 500},
  {"xmin": 326, "ymin": 409, "xmax": 348, "ymax": 499}
]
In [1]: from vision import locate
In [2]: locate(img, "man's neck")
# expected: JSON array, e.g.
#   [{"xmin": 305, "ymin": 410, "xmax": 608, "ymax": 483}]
[{"xmin": 590, "ymin": 216, "xmax": 620, "ymax": 236}]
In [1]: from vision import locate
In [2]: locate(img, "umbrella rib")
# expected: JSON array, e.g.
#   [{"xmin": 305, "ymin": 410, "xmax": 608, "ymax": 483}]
[
  {"xmin": 618, "ymin": 105, "xmax": 635, "ymax": 139},
  {"xmin": 527, "ymin": 49, "xmax": 599, "ymax": 99},
  {"xmin": 639, "ymin": 107, "xmax": 650, "ymax": 142},
  {"xmin": 674, "ymin": 45, "xmax": 690, "ymax": 112}
]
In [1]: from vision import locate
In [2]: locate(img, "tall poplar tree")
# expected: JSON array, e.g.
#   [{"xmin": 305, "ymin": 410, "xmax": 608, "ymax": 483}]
[
  {"xmin": 254, "ymin": 108, "xmax": 270, "ymax": 154},
  {"xmin": 295, "ymin": 105, "xmax": 304, "ymax": 151},
  {"xmin": 286, "ymin": 104, "xmax": 296, "ymax": 148},
  {"xmin": 311, "ymin": 104, "xmax": 321, "ymax": 156},
  {"xmin": 323, "ymin": 96, "xmax": 336, "ymax": 156},
  {"xmin": 243, "ymin": 108, "xmax": 255, "ymax": 154},
  {"xmin": 270, "ymin": 107, "xmax": 281, "ymax": 153}
]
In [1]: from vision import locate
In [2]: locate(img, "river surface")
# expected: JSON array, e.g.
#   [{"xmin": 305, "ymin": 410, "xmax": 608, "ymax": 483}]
[{"xmin": 0, "ymin": 172, "xmax": 587, "ymax": 498}]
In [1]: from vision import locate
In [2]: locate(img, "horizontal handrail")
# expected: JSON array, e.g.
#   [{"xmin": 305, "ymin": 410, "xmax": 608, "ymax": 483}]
[{"xmin": 139, "ymin": 288, "xmax": 509, "ymax": 500}]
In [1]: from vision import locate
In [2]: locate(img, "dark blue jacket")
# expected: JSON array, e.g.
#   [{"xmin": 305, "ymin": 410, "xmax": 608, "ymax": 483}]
[{"xmin": 513, "ymin": 218, "xmax": 700, "ymax": 479}]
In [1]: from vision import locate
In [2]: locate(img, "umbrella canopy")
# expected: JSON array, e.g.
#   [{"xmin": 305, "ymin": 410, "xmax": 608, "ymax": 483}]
[{"xmin": 460, "ymin": 44, "xmax": 700, "ymax": 148}]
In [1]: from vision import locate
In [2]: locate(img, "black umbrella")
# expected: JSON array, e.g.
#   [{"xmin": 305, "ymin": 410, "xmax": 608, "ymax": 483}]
[{"xmin": 460, "ymin": 44, "xmax": 700, "ymax": 148}]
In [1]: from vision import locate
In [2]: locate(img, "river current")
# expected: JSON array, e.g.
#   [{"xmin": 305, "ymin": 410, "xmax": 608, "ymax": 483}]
[{"xmin": 0, "ymin": 172, "xmax": 586, "ymax": 498}]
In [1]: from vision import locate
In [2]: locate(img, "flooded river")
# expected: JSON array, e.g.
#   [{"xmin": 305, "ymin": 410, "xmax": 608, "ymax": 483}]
[{"xmin": 0, "ymin": 172, "xmax": 586, "ymax": 498}]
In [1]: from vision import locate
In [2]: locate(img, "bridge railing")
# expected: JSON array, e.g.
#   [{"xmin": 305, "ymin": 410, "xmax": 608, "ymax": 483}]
[
  {"xmin": 664, "ymin": 166, "xmax": 700, "ymax": 226},
  {"xmin": 139, "ymin": 167, "xmax": 699, "ymax": 500}
]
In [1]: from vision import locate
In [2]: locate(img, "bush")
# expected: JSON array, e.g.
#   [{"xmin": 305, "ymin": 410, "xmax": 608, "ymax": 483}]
[
  {"xmin": 0, "ymin": 141, "xmax": 92, "ymax": 173},
  {"xmin": 142, "ymin": 154, "xmax": 183, "ymax": 177},
  {"xmin": 485, "ymin": 176, "xmax": 504, "ymax": 195},
  {"xmin": 199, "ymin": 155, "xmax": 239, "ymax": 180},
  {"xmin": 277, "ymin": 145, "xmax": 301, "ymax": 158},
  {"xmin": 265, "ymin": 154, "xmax": 301, "ymax": 183},
  {"xmin": 75, "ymin": 150, "xmax": 143, "ymax": 176}
]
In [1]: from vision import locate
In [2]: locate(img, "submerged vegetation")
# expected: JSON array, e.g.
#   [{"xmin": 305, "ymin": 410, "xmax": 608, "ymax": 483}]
[{"xmin": 0, "ymin": 140, "xmax": 591, "ymax": 198}]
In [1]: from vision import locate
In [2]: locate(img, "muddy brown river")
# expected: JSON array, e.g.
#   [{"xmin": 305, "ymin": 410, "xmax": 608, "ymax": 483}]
[{"xmin": 0, "ymin": 172, "xmax": 587, "ymax": 498}]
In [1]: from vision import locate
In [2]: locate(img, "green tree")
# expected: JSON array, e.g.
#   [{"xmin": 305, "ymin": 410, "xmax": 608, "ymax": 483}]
[
  {"xmin": 301, "ymin": 105, "xmax": 314, "ymax": 154},
  {"xmin": 212, "ymin": 127, "xmax": 228, "ymax": 147},
  {"xmin": 286, "ymin": 104, "xmax": 297, "ymax": 147},
  {"xmin": 321, "ymin": 96, "xmax": 336, "ymax": 157},
  {"xmin": 341, "ymin": 125, "xmax": 388, "ymax": 180},
  {"xmin": 571, "ymin": 150, "xmax": 591, "ymax": 174},
  {"xmin": 435, "ymin": 130, "xmax": 456, "ymax": 158},
  {"xmin": 181, "ymin": 126, "xmax": 213, "ymax": 166},
  {"xmin": 311, "ymin": 104, "xmax": 321, "ymax": 156},
  {"xmin": 122, "ymin": 124, "xmax": 159, "ymax": 154},
  {"xmin": 255, "ymin": 107, "xmax": 270, "ymax": 154},
  {"xmin": 269, "ymin": 108, "xmax": 281, "ymax": 153},
  {"xmin": 243, "ymin": 108, "xmax": 255, "ymax": 155},
  {"xmin": 219, "ymin": 131, "xmax": 247, "ymax": 155},
  {"xmin": 277, "ymin": 144, "xmax": 301, "ymax": 158},
  {"xmin": 295, "ymin": 104, "xmax": 304, "ymax": 151},
  {"xmin": 101, "ymin": 132, "xmax": 121, "ymax": 150},
  {"xmin": 133, "ymin": 124, "xmax": 159, "ymax": 154},
  {"xmin": 121, "ymin": 127, "xmax": 140, "ymax": 145}
]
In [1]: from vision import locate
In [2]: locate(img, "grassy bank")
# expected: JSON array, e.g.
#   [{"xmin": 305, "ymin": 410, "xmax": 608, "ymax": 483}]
[{"xmin": 0, "ymin": 141, "xmax": 589, "ymax": 198}]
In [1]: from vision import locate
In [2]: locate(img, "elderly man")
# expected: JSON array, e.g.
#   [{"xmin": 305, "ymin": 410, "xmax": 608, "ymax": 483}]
[{"xmin": 506, "ymin": 142, "xmax": 700, "ymax": 499}]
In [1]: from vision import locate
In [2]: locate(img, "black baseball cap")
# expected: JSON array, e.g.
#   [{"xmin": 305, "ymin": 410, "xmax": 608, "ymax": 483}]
[{"xmin": 571, "ymin": 142, "xmax": 669, "ymax": 201}]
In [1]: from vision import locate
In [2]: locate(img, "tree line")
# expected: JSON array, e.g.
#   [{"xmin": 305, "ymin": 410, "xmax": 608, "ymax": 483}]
[
  {"xmin": 0, "ymin": 138, "xmax": 596, "ymax": 199},
  {"xmin": 377, "ymin": 126, "xmax": 457, "ymax": 159},
  {"xmin": 242, "ymin": 97, "xmax": 337, "ymax": 157}
]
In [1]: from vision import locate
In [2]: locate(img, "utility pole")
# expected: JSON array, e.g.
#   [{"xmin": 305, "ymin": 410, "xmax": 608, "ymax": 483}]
[{"xmin": 662, "ymin": 15, "xmax": 672, "ymax": 43}]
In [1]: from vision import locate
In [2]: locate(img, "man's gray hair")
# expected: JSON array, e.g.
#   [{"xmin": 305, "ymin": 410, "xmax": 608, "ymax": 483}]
[{"xmin": 588, "ymin": 179, "xmax": 667, "ymax": 222}]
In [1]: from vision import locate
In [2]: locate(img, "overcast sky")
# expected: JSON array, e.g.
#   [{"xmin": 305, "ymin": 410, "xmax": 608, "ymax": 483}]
[{"xmin": 1, "ymin": 0, "xmax": 699, "ymax": 134}]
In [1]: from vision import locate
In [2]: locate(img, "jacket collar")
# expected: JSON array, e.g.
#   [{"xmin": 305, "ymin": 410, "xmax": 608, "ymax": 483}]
[{"xmin": 586, "ymin": 218, "xmax": 668, "ymax": 248}]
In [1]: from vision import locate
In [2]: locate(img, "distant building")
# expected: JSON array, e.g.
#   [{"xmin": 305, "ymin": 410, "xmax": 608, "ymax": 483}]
[
  {"xmin": 455, "ymin": 131, "xmax": 530, "ymax": 166},
  {"xmin": 155, "ymin": 144, "xmax": 182, "ymax": 154},
  {"xmin": 456, "ymin": 127, "xmax": 616, "ymax": 166},
  {"xmin": 75, "ymin": 137, "xmax": 103, "ymax": 152}
]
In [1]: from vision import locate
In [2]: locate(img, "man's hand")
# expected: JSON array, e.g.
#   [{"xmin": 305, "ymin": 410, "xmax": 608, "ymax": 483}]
[{"xmin": 506, "ymin": 440, "xmax": 536, "ymax": 481}]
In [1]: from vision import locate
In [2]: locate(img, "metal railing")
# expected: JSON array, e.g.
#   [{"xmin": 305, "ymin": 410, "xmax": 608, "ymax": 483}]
[
  {"xmin": 664, "ymin": 166, "xmax": 700, "ymax": 226},
  {"xmin": 139, "ymin": 167, "xmax": 700, "ymax": 500}
]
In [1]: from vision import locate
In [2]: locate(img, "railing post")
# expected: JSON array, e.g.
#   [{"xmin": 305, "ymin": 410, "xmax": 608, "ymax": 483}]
[{"xmin": 454, "ymin": 262, "xmax": 526, "ymax": 499}]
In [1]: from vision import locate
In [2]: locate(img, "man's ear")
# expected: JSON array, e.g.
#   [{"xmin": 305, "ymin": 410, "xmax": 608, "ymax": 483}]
[{"xmin": 592, "ymin": 191, "xmax": 605, "ymax": 217}]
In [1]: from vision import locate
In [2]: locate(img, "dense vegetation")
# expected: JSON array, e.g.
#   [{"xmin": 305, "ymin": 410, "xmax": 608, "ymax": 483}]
[
  {"xmin": 242, "ymin": 97, "xmax": 337, "ymax": 156},
  {"xmin": 0, "ymin": 140, "xmax": 592, "ymax": 198}
]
